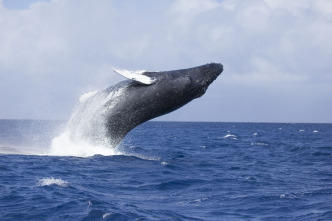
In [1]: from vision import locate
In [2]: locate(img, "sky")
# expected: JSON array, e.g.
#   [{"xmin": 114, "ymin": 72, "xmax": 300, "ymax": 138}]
[{"xmin": 0, "ymin": 0, "xmax": 331, "ymax": 123}]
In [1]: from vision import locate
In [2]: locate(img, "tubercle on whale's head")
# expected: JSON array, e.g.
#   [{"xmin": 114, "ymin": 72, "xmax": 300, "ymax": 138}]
[
  {"xmin": 188, "ymin": 62, "xmax": 223, "ymax": 97},
  {"xmin": 196, "ymin": 63, "xmax": 223, "ymax": 85}
]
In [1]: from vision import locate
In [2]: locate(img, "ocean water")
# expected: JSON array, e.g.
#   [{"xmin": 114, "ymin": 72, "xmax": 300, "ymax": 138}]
[{"xmin": 0, "ymin": 120, "xmax": 331, "ymax": 220}]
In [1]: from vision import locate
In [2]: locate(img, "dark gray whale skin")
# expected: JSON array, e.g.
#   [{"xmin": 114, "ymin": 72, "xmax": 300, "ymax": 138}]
[{"xmin": 103, "ymin": 63, "xmax": 223, "ymax": 146}]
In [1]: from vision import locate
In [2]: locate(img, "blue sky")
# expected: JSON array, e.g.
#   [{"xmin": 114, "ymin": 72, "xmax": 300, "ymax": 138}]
[{"xmin": 0, "ymin": 0, "xmax": 331, "ymax": 123}]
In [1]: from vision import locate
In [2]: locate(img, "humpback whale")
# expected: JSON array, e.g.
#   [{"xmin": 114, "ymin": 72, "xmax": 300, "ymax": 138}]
[{"xmin": 68, "ymin": 63, "xmax": 223, "ymax": 147}]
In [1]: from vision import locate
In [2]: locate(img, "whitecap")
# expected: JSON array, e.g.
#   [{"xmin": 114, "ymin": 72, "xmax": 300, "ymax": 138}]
[
  {"xmin": 38, "ymin": 177, "xmax": 68, "ymax": 187},
  {"xmin": 161, "ymin": 161, "xmax": 168, "ymax": 166},
  {"xmin": 103, "ymin": 212, "xmax": 113, "ymax": 219},
  {"xmin": 299, "ymin": 130, "xmax": 305, "ymax": 132},
  {"xmin": 253, "ymin": 132, "xmax": 258, "ymax": 136},
  {"xmin": 251, "ymin": 142, "xmax": 268, "ymax": 146},
  {"xmin": 313, "ymin": 130, "xmax": 319, "ymax": 133},
  {"xmin": 122, "ymin": 152, "xmax": 160, "ymax": 161},
  {"xmin": 223, "ymin": 134, "xmax": 237, "ymax": 138}
]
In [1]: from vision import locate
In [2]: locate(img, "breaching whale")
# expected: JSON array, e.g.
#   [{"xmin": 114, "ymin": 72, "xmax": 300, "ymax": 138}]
[{"xmin": 68, "ymin": 63, "xmax": 223, "ymax": 147}]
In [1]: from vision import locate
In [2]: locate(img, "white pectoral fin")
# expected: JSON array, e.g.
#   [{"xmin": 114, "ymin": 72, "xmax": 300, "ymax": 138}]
[{"xmin": 113, "ymin": 68, "xmax": 157, "ymax": 85}]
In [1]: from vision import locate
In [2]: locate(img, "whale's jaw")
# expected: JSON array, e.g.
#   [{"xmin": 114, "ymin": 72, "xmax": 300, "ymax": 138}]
[{"xmin": 188, "ymin": 63, "xmax": 223, "ymax": 98}]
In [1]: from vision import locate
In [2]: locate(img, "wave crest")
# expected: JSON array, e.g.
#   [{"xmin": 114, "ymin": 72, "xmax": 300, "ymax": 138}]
[{"xmin": 38, "ymin": 178, "xmax": 68, "ymax": 187}]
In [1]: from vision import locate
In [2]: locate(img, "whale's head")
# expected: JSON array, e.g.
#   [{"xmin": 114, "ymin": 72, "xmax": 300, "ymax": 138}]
[
  {"xmin": 185, "ymin": 62, "xmax": 223, "ymax": 98},
  {"xmin": 145, "ymin": 62, "xmax": 223, "ymax": 102},
  {"xmin": 125, "ymin": 62, "xmax": 223, "ymax": 115}
]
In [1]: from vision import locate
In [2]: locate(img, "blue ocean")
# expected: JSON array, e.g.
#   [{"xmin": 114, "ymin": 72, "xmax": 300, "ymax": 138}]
[{"xmin": 0, "ymin": 120, "xmax": 331, "ymax": 220}]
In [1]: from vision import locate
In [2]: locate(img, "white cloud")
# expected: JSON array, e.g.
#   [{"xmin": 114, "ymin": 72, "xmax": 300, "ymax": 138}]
[
  {"xmin": 0, "ymin": 0, "xmax": 331, "ymax": 122},
  {"xmin": 171, "ymin": 0, "xmax": 220, "ymax": 26},
  {"xmin": 264, "ymin": 0, "xmax": 311, "ymax": 11}
]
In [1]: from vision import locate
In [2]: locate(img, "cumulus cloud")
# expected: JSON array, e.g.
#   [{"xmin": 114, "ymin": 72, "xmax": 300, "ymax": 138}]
[{"xmin": 0, "ymin": 0, "xmax": 331, "ymax": 122}]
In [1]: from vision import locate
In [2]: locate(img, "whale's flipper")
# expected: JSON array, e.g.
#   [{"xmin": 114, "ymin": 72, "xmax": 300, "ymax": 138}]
[{"xmin": 113, "ymin": 69, "xmax": 157, "ymax": 85}]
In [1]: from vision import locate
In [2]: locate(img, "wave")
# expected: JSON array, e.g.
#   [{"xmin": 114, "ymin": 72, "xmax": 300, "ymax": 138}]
[
  {"xmin": 38, "ymin": 177, "xmax": 68, "ymax": 187},
  {"xmin": 251, "ymin": 142, "xmax": 269, "ymax": 146},
  {"xmin": 222, "ymin": 134, "xmax": 238, "ymax": 140}
]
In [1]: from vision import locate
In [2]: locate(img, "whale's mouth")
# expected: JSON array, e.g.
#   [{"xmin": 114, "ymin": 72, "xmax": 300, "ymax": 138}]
[{"xmin": 195, "ymin": 87, "xmax": 207, "ymax": 98}]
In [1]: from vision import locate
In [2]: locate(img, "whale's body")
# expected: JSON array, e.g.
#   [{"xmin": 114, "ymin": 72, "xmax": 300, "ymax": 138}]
[{"xmin": 69, "ymin": 63, "xmax": 223, "ymax": 147}]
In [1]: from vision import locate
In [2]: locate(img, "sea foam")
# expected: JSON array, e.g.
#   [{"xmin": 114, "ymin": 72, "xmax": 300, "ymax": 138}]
[
  {"xmin": 49, "ymin": 131, "xmax": 121, "ymax": 157},
  {"xmin": 223, "ymin": 134, "xmax": 238, "ymax": 140},
  {"xmin": 38, "ymin": 178, "xmax": 68, "ymax": 187}
]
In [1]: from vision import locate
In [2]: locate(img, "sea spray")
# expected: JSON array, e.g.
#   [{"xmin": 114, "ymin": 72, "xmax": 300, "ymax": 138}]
[{"xmin": 49, "ymin": 86, "xmax": 127, "ymax": 157}]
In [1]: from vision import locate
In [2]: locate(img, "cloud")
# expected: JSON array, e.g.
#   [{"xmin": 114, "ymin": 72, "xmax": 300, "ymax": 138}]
[{"xmin": 0, "ymin": 0, "xmax": 331, "ymax": 122}]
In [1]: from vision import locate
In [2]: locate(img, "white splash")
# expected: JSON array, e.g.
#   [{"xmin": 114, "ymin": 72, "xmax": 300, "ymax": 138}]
[
  {"xmin": 49, "ymin": 131, "xmax": 121, "ymax": 157},
  {"xmin": 38, "ymin": 177, "xmax": 68, "ymax": 187},
  {"xmin": 49, "ymin": 86, "xmax": 127, "ymax": 157},
  {"xmin": 79, "ymin": 91, "xmax": 98, "ymax": 103}
]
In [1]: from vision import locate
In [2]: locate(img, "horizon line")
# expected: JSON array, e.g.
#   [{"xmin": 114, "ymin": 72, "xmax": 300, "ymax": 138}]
[{"xmin": 0, "ymin": 118, "xmax": 331, "ymax": 124}]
